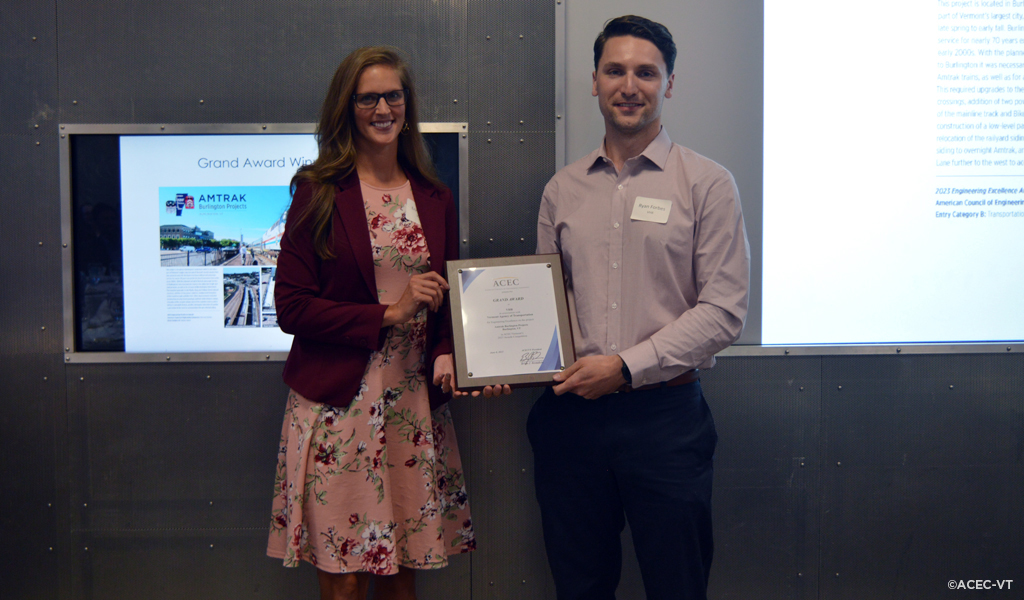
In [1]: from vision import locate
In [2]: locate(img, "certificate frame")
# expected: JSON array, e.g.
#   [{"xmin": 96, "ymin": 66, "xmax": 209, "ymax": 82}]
[{"xmin": 446, "ymin": 253, "xmax": 575, "ymax": 391}]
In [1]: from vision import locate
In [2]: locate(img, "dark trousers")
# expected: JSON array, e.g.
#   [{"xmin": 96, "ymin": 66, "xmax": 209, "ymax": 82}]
[{"xmin": 527, "ymin": 382, "xmax": 717, "ymax": 600}]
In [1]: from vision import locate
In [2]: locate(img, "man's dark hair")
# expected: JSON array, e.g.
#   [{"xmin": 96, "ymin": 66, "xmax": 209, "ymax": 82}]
[{"xmin": 593, "ymin": 15, "xmax": 676, "ymax": 75}]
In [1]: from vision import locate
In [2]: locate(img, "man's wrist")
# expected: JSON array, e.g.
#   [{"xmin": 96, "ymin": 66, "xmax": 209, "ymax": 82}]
[{"xmin": 618, "ymin": 355, "xmax": 632, "ymax": 385}]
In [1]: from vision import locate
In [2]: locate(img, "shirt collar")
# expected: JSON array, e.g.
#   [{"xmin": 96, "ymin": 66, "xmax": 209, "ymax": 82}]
[{"xmin": 586, "ymin": 126, "xmax": 673, "ymax": 172}]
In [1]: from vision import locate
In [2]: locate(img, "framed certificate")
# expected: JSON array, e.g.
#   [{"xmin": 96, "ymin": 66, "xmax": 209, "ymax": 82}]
[{"xmin": 446, "ymin": 254, "xmax": 575, "ymax": 390}]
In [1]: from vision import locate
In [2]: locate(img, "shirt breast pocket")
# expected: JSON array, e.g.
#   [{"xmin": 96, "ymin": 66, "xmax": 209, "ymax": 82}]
[{"xmin": 634, "ymin": 208, "xmax": 694, "ymax": 268}]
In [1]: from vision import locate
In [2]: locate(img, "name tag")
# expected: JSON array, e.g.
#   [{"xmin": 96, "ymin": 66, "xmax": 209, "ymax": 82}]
[{"xmin": 630, "ymin": 196, "xmax": 672, "ymax": 223}]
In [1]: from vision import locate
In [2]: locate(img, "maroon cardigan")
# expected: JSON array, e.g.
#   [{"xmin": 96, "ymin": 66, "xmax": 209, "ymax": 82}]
[{"xmin": 275, "ymin": 171, "xmax": 458, "ymax": 409}]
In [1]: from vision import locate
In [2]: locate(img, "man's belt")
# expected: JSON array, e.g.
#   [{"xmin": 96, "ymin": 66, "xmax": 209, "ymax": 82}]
[{"xmin": 618, "ymin": 369, "xmax": 699, "ymax": 393}]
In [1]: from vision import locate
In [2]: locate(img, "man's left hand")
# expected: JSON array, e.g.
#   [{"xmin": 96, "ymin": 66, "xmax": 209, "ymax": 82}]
[{"xmin": 552, "ymin": 355, "xmax": 626, "ymax": 399}]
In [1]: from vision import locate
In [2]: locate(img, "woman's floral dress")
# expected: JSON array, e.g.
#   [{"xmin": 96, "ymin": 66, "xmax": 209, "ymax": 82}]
[{"xmin": 267, "ymin": 180, "xmax": 474, "ymax": 574}]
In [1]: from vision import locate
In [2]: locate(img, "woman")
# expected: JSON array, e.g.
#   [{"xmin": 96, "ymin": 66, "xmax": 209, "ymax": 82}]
[{"xmin": 267, "ymin": 46, "xmax": 473, "ymax": 600}]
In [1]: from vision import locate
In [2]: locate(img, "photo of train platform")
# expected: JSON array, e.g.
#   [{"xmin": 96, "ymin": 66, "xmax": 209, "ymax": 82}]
[
  {"xmin": 260, "ymin": 267, "xmax": 278, "ymax": 328},
  {"xmin": 223, "ymin": 268, "xmax": 261, "ymax": 327}
]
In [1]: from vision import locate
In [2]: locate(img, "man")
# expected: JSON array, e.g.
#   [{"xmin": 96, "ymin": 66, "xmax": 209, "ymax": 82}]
[{"xmin": 527, "ymin": 15, "xmax": 750, "ymax": 600}]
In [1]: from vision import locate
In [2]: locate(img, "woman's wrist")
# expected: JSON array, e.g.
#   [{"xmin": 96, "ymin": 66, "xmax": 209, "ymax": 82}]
[{"xmin": 382, "ymin": 304, "xmax": 400, "ymax": 328}]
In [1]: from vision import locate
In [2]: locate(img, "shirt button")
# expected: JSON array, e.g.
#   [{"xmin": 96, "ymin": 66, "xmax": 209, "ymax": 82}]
[
  {"xmin": 612, "ymin": 262, "xmax": 618, "ymax": 269},
  {"xmin": 611, "ymin": 303, "xmax": 618, "ymax": 309},
  {"xmin": 617, "ymin": 184, "xmax": 624, "ymax": 190},
  {"xmin": 613, "ymin": 222, "xmax": 620, "ymax": 229},
  {"xmin": 610, "ymin": 344, "xmax": 617, "ymax": 350}
]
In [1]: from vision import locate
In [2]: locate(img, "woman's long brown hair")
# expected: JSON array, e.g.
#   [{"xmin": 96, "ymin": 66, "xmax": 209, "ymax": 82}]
[{"xmin": 290, "ymin": 46, "xmax": 441, "ymax": 259}]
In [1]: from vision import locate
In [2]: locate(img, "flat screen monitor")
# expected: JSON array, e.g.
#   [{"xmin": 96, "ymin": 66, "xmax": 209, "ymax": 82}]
[
  {"xmin": 60, "ymin": 123, "xmax": 467, "ymax": 362},
  {"xmin": 762, "ymin": 1, "xmax": 1024, "ymax": 348}
]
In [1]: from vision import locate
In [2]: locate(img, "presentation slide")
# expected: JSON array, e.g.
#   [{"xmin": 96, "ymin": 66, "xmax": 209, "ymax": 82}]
[
  {"xmin": 763, "ymin": 0, "xmax": 1024, "ymax": 345},
  {"xmin": 120, "ymin": 134, "xmax": 317, "ymax": 352}
]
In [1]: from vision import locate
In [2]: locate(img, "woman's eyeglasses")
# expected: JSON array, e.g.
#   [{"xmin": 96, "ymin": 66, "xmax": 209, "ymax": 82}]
[{"xmin": 352, "ymin": 89, "xmax": 409, "ymax": 109}]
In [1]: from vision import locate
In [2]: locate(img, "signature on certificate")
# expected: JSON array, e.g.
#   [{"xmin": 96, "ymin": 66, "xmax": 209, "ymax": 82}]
[{"xmin": 520, "ymin": 350, "xmax": 544, "ymax": 365}]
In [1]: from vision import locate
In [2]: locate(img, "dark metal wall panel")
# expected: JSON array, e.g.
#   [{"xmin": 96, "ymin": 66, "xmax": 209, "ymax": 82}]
[
  {"xmin": 65, "ymin": 363, "xmax": 287, "ymax": 530},
  {"xmin": 0, "ymin": 0, "xmax": 59, "ymax": 135},
  {"xmin": 55, "ymin": 0, "xmax": 468, "ymax": 124},
  {"xmin": 468, "ymin": 0, "xmax": 556, "ymax": 132},
  {"xmin": 820, "ymin": 354, "xmax": 1024, "ymax": 599},
  {"xmin": 0, "ymin": 356, "xmax": 65, "ymax": 600},
  {"xmin": 64, "ymin": 362, "xmax": 296, "ymax": 599},
  {"xmin": 1, "ymin": 3, "xmax": 65, "ymax": 599},
  {"xmin": 465, "ymin": 132, "xmax": 554, "ymax": 258},
  {"xmin": 466, "ymin": 0, "xmax": 556, "ymax": 260},
  {"xmin": 415, "ymin": 553, "xmax": 473, "ymax": 599},
  {"xmin": 705, "ymin": 356, "xmax": 822, "ymax": 600},
  {"xmin": 0, "ymin": 132, "xmax": 64, "ymax": 355},
  {"xmin": 71, "ymin": 533, "xmax": 316, "ymax": 599},
  {"xmin": 0, "ymin": 7, "xmax": 63, "ymax": 356},
  {"xmin": 463, "ymin": 388, "xmax": 557, "ymax": 600}
]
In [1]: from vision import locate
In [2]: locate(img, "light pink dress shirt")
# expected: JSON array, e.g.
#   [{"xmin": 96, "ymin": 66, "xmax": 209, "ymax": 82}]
[{"xmin": 537, "ymin": 128, "xmax": 750, "ymax": 387}]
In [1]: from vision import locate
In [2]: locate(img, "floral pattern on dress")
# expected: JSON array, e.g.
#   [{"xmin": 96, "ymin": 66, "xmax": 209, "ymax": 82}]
[
  {"xmin": 267, "ymin": 180, "xmax": 473, "ymax": 574},
  {"xmin": 366, "ymin": 193, "xmax": 430, "ymax": 275}
]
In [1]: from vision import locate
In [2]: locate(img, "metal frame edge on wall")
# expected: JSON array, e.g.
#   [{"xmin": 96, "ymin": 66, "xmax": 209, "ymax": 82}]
[{"xmin": 59, "ymin": 122, "xmax": 469, "ymax": 364}]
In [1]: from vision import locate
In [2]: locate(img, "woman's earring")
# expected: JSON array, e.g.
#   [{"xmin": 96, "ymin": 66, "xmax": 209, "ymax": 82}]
[{"xmin": 401, "ymin": 121, "xmax": 411, "ymax": 134}]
